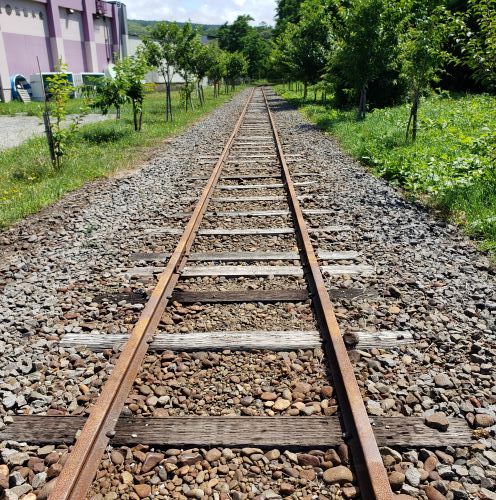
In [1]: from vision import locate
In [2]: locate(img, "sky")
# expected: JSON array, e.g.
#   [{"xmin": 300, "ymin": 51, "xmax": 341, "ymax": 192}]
[{"xmin": 124, "ymin": 0, "xmax": 278, "ymax": 26}]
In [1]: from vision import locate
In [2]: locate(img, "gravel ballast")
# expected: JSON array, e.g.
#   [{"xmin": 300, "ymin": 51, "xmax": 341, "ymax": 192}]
[{"xmin": 0, "ymin": 87, "xmax": 495, "ymax": 499}]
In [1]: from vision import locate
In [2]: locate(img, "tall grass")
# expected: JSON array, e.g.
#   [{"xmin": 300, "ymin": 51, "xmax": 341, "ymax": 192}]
[
  {"xmin": 276, "ymin": 86, "xmax": 496, "ymax": 253},
  {"xmin": 0, "ymin": 87, "xmax": 244, "ymax": 227}
]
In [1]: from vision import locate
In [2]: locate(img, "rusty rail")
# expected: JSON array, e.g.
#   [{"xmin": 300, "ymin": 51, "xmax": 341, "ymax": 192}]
[
  {"xmin": 49, "ymin": 87, "xmax": 256, "ymax": 500},
  {"xmin": 261, "ymin": 87, "xmax": 393, "ymax": 500}
]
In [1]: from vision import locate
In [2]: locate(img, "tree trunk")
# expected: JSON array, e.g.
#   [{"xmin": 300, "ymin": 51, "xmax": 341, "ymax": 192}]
[
  {"xmin": 357, "ymin": 84, "xmax": 367, "ymax": 120},
  {"xmin": 303, "ymin": 82, "xmax": 308, "ymax": 100},
  {"xmin": 116, "ymin": 106, "xmax": 121, "ymax": 119},
  {"xmin": 166, "ymin": 82, "xmax": 172, "ymax": 122},
  {"xmin": 168, "ymin": 84, "xmax": 173, "ymax": 121},
  {"xmin": 406, "ymin": 91, "xmax": 420, "ymax": 143},
  {"xmin": 132, "ymin": 101, "xmax": 138, "ymax": 131}
]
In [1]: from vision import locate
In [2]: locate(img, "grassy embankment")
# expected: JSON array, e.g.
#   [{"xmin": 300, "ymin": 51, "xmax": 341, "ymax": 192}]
[
  {"xmin": 0, "ymin": 87, "xmax": 245, "ymax": 228},
  {"xmin": 275, "ymin": 86, "xmax": 496, "ymax": 253}
]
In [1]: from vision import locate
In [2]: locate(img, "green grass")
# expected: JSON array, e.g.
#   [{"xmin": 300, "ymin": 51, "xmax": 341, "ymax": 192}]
[
  {"xmin": 275, "ymin": 86, "xmax": 496, "ymax": 253},
  {"xmin": 0, "ymin": 97, "xmax": 86, "ymax": 116},
  {"xmin": 0, "ymin": 87, "xmax": 246, "ymax": 227}
]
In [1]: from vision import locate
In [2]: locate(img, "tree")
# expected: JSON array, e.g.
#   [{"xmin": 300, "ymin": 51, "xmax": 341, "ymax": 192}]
[
  {"xmin": 332, "ymin": 0, "xmax": 403, "ymax": 119},
  {"xmin": 275, "ymin": 0, "xmax": 304, "ymax": 35},
  {"xmin": 115, "ymin": 52, "xmax": 150, "ymax": 131},
  {"xmin": 175, "ymin": 23, "xmax": 200, "ymax": 111},
  {"xmin": 225, "ymin": 52, "xmax": 248, "ymax": 92},
  {"xmin": 218, "ymin": 15, "xmax": 270, "ymax": 80},
  {"xmin": 192, "ymin": 43, "xmax": 215, "ymax": 106},
  {"xmin": 242, "ymin": 29, "xmax": 271, "ymax": 79},
  {"xmin": 271, "ymin": 0, "xmax": 332, "ymax": 99},
  {"xmin": 142, "ymin": 22, "xmax": 182, "ymax": 121},
  {"xmin": 464, "ymin": 0, "xmax": 496, "ymax": 91},
  {"xmin": 46, "ymin": 61, "xmax": 86, "ymax": 168},
  {"xmin": 91, "ymin": 78, "xmax": 127, "ymax": 118},
  {"xmin": 400, "ymin": 1, "xmax": 451, "ymax": 142},
  {"xmin": 218, "ymin": 15, "xmax": 253, "ymax": 53},
  {"xmin": 207, "ymin": 46, "xmax": 227, "ymax": 97}
]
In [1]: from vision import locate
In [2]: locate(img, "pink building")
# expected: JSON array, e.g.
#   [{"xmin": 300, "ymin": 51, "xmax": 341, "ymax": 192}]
[{"xmin": 0, "ymin": 0, "xmax": 128, "ymax": 101}]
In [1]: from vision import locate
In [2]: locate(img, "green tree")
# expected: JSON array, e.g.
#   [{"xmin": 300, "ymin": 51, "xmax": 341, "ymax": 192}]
[
  {"xmin": 332, "ymin": 0, "xmax": 403, "ymax": 119},
  {"xmin": 218, "ymin": 15, "xmax": 270, "ymax": 80},
  {"xmin": 242, "ymin": 29, "xmax": 271, "ymax": 79},
  {"xmin": 46, "ymin": 62, "xmax": 85, "ymax": 168},
  {"xmin": 142, "ymin": 22, "xmax": 182, "ymax": 121},
  {"xmin": 115, "ymin": 52, "xmax": 150, "ymax": 131},
  {"xmin": 175, "ymin": 23, "xmax": 200, "ymax": 111},
  {"xmin": 271, "ymin": 0, "xmax": 332, "ymax": 99},
  {"xmin": 464, "ymin": 0, "xmax": 496, "ymax": 91},
  {"xmin": 206, "ymin": 46, "xmax": 227, "ymax": 97},
  {"xmin": 400, "ymin": 1, "xmax": 451, "ymax": 142},
  {"xmin": 275, "ymin": 0, "xmax": 304, "ymax": 35},
  {"xmin": 192, "ymin": 43, "xmax": 215, "ymax": 106},
  {"xmin": 91, "ymin": 78, "xmax": 127, "ymax": 119},
  {"xmin": 218, "ymin": 15, "xmax": 253, "ymax": 52},
  {"xmin": 225, "ymin": 52, "xmax": 248, "ymax": 91}
]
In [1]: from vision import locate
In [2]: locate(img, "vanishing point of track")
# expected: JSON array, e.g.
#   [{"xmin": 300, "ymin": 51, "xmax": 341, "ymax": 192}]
[{"xmin": 49, "ymin": 87, "xmax": 394, "ymax": 499}]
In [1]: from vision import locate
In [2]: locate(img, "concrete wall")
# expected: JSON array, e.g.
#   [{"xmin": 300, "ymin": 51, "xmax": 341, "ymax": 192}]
[{"xmin": 0, "ymin": 0, "xmax": 123, "ymax": 101}]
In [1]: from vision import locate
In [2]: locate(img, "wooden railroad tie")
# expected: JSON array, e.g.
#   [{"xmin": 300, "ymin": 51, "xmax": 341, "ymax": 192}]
[
  {"xmin": 168, "ymin": 209, "xmax": 334, "ymax": 218},
  {"xmin": 216, "ymin": 181, "xmax": 317, "ymax": 189},
  {"xmin": 143, "ymin": 226, "xmax": 352, "ymax": 236},
  {"xmin": 124, "ymin": 264, "xmax": 374, "ymax": 279},
  {"xmin": 129, "ymin": 250, "xmax": 360, "ymax": 263},
  {"xmin": 94, "ymin": 288, "xmax": 373, "ymax": 306},
  {"xmin": 60, "ymin": 330, "xmax": 414, "ymax": 352},
  {"xmin": 0, "ymin": 416, "xmax": 474, "ymax": 449}
]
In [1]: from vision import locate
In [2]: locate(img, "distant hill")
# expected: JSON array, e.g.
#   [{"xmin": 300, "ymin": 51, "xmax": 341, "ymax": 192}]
[{"xmin": 127, "ymin": 19, "xmax": 221, "ymax": 38}]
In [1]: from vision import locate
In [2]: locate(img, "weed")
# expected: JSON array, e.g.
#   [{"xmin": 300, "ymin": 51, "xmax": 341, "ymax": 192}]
[
  {"xmin": 276, "ymin": 86, "xmax": 496, "ymax": 253},
  {"xmin": 0, "ymin": 87, "xmax": 246, "ymax": 228}
]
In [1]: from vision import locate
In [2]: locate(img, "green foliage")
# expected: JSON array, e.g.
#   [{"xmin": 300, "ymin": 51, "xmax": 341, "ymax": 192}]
[
  {"xmin": 91, "ymin": 78, "xmax": 127, "ymax": 118},
  {"xmin": 192, "ymin": 43, "xmax": 216, "ymax": 105},
  {"xmin": 175, "ymin": 23, "xmax": 201, "ymax": 111},
  {"xmin": 0, "ymin": 87, "xmax": 246, "ymax": 228},
  {"xmin": 224, "ymin": 52, "xmax": 249, "ymax": 90},
  {"xmin": 463, "ymin": 0, "xmax": 496, "ymax": 90},
  {"xmin": 206, "ymin": 46, "xmax": 228, "ymax": 97},
  {"xmin": 218, "ymin": 15, "xmax": 254, "ymax": 52},
  {"xmin": 114, "ymin": 52, "xmax": 151, "ymax": 131},
  {"xmin": 127, "ymin": 19, "xmax": 221, "ymax": 38},
  {"xmin": 277, "ymin": 85, "xmax": 496, "ymax": 250},
  {"xmin": 46, "ymin": 62, "xmax": 87, "ymax": 168},
  {"xmin": 142, "ymin": 21, "xmax": 182, "ymax": 120},
  {"xmin": 400, "ymin": 1, "xmax": 452, "ymax": 141},
  {"xmin": 331, "ymin": 0, "xmax": 403, "ymax": 119},
  {"xmin": 218, "ymin": 15, "xmax": 271, "ymax": 79},
  {"xmin": 275, "ymin": 0, "xmax": 304, "ymax": 35},
  {"xmin": 271, "ymin": 0, "xmax": 332, "ymax": 96}
]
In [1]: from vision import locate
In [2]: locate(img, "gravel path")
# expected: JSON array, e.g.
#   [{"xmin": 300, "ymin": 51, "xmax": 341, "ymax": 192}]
[
  {"xmin": 0, "ymin": 88, "xmax": 494, "ymax": 499},
  {"xmin": 0, "ymin": 113, "xmax": 112, "ymax": 151}
]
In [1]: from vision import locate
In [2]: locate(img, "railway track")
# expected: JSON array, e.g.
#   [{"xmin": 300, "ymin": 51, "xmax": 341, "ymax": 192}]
[{"xmin": 0, "ymin": 87, "xmax": 477, "ymax": 499}]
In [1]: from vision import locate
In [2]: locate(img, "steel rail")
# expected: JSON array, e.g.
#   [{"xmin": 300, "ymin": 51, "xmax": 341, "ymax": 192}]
[
  {"xmin": 261, "ymin": 87, "xmax": 393, "ymax": 499},
  {"xmin": 49, "ymin": 87, "xmax": 256, "ymax": 500}
]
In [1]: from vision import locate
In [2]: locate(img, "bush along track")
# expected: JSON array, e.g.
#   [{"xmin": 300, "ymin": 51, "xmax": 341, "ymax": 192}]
[
  {"xmin": 0, "ymin": 87, "xmax": 245, "ymax": 229},
  {"xmin": 275, "ymin": 87, "xmax": 496, "ymax": 255}
]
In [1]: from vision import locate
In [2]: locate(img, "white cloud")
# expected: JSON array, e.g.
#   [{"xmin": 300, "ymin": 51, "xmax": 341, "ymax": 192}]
[{"xmin": 124, "ymin": 0, "xmax": 277, "ymax": 26}]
